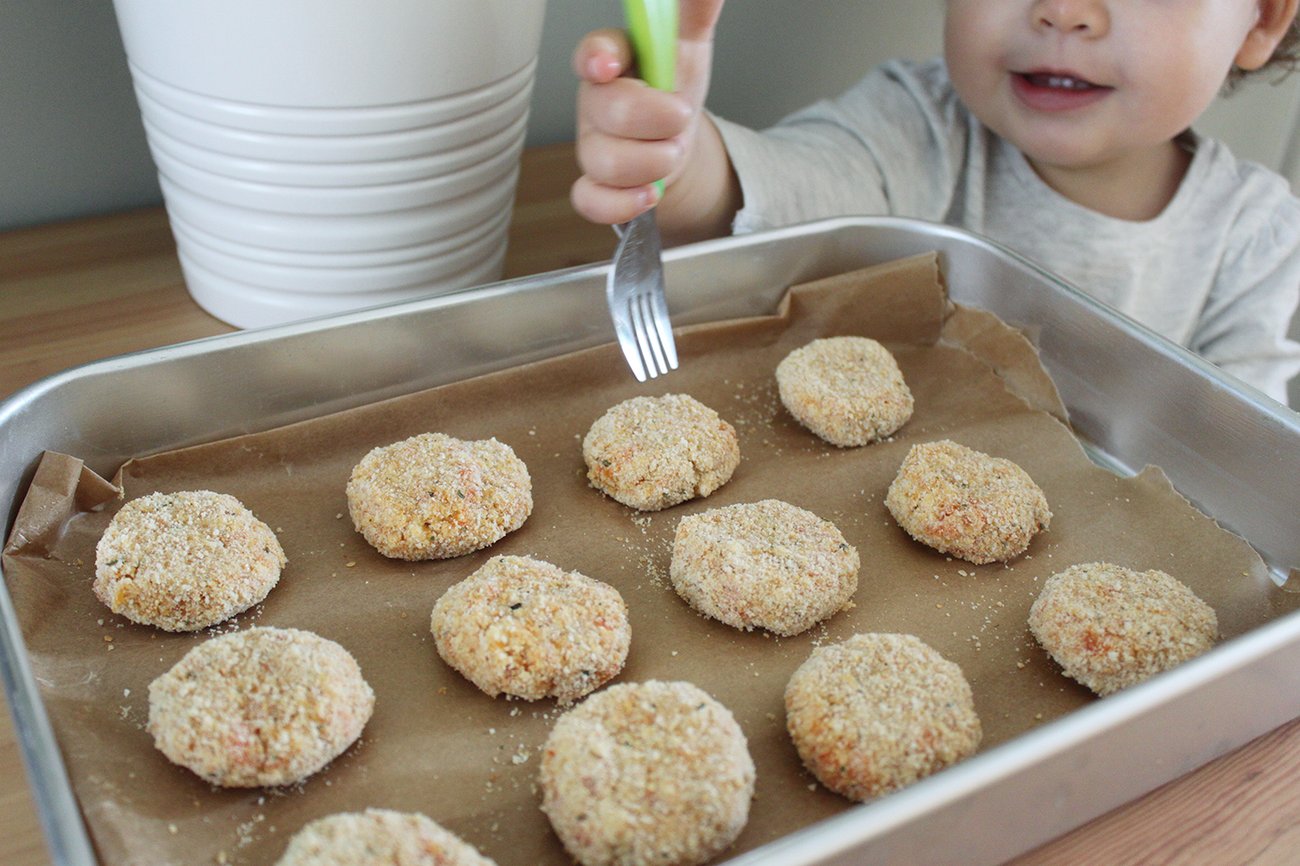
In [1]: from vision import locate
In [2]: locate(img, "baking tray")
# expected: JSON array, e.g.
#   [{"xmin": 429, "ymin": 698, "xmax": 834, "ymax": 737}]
[{"xmin": 3, "ymin": 216, "xmax": 1299, "ymax": 865}]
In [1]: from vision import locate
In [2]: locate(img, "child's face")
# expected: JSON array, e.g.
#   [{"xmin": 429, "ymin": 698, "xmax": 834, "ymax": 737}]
[{"xmin": 943, "ymin": 0, "xmax": 1264, "ymax": 171}]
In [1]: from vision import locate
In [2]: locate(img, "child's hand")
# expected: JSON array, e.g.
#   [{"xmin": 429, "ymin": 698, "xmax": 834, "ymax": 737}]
[{"xmin": 571, "ymin": 0, "xmax": 731, "ymax": 239}]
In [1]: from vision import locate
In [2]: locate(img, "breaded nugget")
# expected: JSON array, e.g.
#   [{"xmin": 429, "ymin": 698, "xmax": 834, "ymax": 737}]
[
  {"xmin": 885, "ymin": 439, "xmax": 1050, "ymax": 564},
  {"xmin": 669, "ymin": 499, "xmax": 860, "ymax": 636},
  {"xmin": 785, "ymin": 633, "xmax": 981, "ymax": 801},
  {"xmin": 431, "ymin": 555, "xmax": 631, "ymax": 704},
  {"xmin": 1028, "ymin": 562, "xmax": 1218, "ymax": 696},
  {"xmin": 540, "ymin": 680, "xmax": 755, "ymax": 866},
  {"xmin": 147, "ymin": 627, "xmax": 374, "ymax": 787},
  {"xmin": 93, "ymin": 490, "xmax": 285, "ymax": 632},
  {"xmin": 776, "ymin": 336, "xmax": 914, "ymax": 446},
  {"xmin": 276, "ymin": 808, "xmax": 496, "ymax": 866},
  {"xmin": 582, "ymin": 394, "xmax": 740, "ymax": 512},
  {"xmin": 346, "ymin": 432, "xmax": 532, "ymax": 560}
]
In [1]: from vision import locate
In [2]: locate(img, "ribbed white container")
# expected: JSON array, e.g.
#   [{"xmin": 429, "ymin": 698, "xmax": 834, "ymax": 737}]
[{"xmin": 111, "ymin": 0, "xmax": 547, "ymax": 327}]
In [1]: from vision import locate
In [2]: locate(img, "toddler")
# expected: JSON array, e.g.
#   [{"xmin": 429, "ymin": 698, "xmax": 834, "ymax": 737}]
[{"xmin": 572, "ymin": 0, "xmax": 1300, "ymax": 404}]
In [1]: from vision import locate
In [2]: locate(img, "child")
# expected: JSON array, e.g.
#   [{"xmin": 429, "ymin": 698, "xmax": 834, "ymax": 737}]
[{"xmin": 571, "ymin": 0, "xmax": 1300, "ymax": 405}]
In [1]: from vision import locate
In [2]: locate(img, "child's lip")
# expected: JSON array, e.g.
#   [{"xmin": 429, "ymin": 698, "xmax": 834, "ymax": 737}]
[{"xmin": 1010, "ymin": 69, "xmax": 1113, "ymax": 111}]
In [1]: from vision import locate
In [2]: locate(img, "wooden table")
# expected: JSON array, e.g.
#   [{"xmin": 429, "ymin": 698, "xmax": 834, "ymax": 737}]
[{"xmin": 2, "ymin": 142, "xmax": 1298, "ymax": 865}]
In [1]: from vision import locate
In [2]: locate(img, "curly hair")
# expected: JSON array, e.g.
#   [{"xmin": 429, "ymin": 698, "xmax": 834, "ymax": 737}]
[{"xmin": 1227, "ymin": 19, "xmax": 1300, "ymax": 90}]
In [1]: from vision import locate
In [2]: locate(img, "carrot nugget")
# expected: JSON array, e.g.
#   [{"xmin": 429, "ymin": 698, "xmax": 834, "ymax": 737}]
[
  {"xmin": 776, "ymin": 336, "xmax": 913, "ymax": 446},
  {"xmin": 785, "ymin": 633, "xmax": 981, "ymax": 801},
  {"xmin": 1028, "ymin": 562, "xmax": 1218, "ymax": 696},
  {"xmin": 582, "ymin": 394, "xmax": 740, "ymax": 512},
  {"xmin": 885, "ymin": 439, "xmax": 1050, "ymax": 564},
  {"xmin": 276, "ymin": 808, "xmax": 496, "ymax": 865}
]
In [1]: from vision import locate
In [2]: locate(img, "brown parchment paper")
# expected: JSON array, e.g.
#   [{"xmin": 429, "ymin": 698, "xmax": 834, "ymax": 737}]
[{"xmin": 6, "ymin": 253, "xmax": 1298, "ymax": 866}]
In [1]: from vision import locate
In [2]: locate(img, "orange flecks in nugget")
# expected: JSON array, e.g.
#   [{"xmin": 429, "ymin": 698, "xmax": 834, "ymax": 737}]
[
  {"xmin": 346, "ymin": 432, "xmax": 532, "ymax": 560},
  {"xmin": 885, "ymin": 439, "xmax": 1050, "ymax": 564},
  {"xmin": 275, "ymin": 808, "xmax": 496, "ymax": 865},
  {"xmin": 540, "ymin": 680, "xmax": 755, "ymax": 866},
  {"xmin": 785, "ymin": 633, "xmax": 981, "ymax": 802},
  {"xmin": 93, "ymin": 490, "xmax": 285, "ymax": 632},
  {"xmin": 582, "ymin": 394, "xmax": 740, "ymax": 512},
  {"xmin": 1028, "ymin": 562, "xmax": 1218, "ymax": 696},
  {"xmin": 670, "ymin": 499, "xmax": 860, "ymax": 636},
  {"xmin": 776, "ymin": 336, "xmax": 914, "ymax": 446},
  {"xmin": 431, "ymin": 555, "xmax": 631, "ymax": 705},
  {"xmin": 147, "ymin": 627, "xmax": 374, "ymax": 788}
]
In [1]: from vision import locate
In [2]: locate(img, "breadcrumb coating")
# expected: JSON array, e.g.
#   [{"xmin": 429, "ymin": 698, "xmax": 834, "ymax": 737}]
[
  {"xmin": 540, "ymin": 680, "xmax": 755, "ymax": 866},
  {"xmin": 431, "ymin": 555, "xmax": 631, "ymax": 704},
  {"xmin": 885, "ymin": 439, "xmax": 1050, "ymax": 564},
  {"xmin": 670, "ymin": 499, "xmax": 860, "ymax": 636},
  {"xmin": 776, "ymin": 336, "xmax": 914, "ymax": 446},
  {"xmin": 347, "ymin": 432, "xmax": 532, "ymax": 560},
  {"xmin": 784, "ymin": 633, "xmax": 981, "ymax": 802},
  {"xmin": 275, "ymin": 808, "xmax": 496, "ymax": 866},
  {"xmin": 1028, "ymin": 562, "xmax": 1218, "ymax": 696},
  {"xmin": 147, "ymin": 627, "xmax": 374, "ymax": 788},
  {"xmin": 582, "ymin": 394, "xmax": 740, "ymax": 512},
  {"xmin": 93, "ymin": 490, "xmax": 285, "ymax": 632}
]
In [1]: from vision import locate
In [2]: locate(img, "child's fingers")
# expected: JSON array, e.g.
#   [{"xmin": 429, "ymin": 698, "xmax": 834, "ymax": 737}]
[
  {"xmin": 679, "ymin": 0, "xmax": 726, "ymax": 44},
  {"xmin": 572, "ymin": 28, "xmax": 632, "ymax": 83},
  {"xmin": 576, "ymin": 129, "xmax": 683, "ymax": 189},
  {"xmin": 571, "ymin": 175, "xmax": 660, "ymax": 226},
  {"xmin": 578, "ymin": 78, "xmax": 693, "ymax": 141}
]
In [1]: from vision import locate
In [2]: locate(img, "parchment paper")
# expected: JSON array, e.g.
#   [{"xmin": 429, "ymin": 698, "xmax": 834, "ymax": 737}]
[{"xmin": 5, "ymin": 253, "xmax": 1296, "ymax": 866}]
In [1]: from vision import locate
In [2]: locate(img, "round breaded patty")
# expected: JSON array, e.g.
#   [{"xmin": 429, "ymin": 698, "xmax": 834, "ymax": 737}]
[
  {"xmin": 776, "ymin": 336, "xmax": 914, "ymax": 447},
  {"xmin": 276, "ymin": 808, "xmax": 495, "ymax": 866},
  {"xmin": 540, "ymin": 680, "xmax": 755, "ymax": 866},
  {"xmin": 582, "ymin": 394, "xmax": 740, "ymax": 512},
  {"xmin": 785, "ymin": 633, "xmax": 981, "ymax": 801},
  {"xmin": 347, "ymin": 432, "xmax": 532, "ymax": 560},
  {"xmin": 431, "ymin": 555, "xmax": 631, "ymax": 704},
  {"xmin": 669, "ymin": 499, "xmax": 860, "ymax": 636},
  {"xmin": 93, "ymin": 490, "xmax": 286, "ymax": 632},
  {"xmin": 1028, "ymin": 562, "xmax": 1218, "ymax": 696},
  {"xmin": 147, "ymin": 627, "xmax": 374, "ymax": 788},
  {"xmin": 885, "ymin": 439, "xmax": 1051, "ymax": 564}
]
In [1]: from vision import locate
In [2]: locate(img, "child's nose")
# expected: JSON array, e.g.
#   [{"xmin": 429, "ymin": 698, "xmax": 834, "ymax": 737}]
[{"xmin": 1031, "ymin": 0, "xmax": 1109, "ymax": 37}]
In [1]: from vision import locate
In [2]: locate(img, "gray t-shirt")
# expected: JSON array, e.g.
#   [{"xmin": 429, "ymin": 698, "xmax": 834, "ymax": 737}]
[{"xmin": 713, "ymin": 58, "xmax": 1300, "ymax": 404}]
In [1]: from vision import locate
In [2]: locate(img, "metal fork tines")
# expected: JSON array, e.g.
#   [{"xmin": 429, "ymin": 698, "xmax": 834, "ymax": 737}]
[{"xmin": 607, "ymin": 209, "xmax": 679, "ymax": 381}]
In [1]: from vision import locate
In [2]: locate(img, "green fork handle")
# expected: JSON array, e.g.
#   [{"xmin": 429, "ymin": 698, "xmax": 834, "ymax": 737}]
[{"xmin": 623, "ymin": 0, "xmax": 678, "ymax": 197}]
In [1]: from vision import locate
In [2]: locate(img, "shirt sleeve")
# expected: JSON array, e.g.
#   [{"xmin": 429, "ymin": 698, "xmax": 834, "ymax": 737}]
[
  {"xmin": 1190, "ymin": 186, "xmax": 1300, "ymax": 405},
  {"xmin": 710, "ymin": 59, "xmax": 971, "ymax": 235}
]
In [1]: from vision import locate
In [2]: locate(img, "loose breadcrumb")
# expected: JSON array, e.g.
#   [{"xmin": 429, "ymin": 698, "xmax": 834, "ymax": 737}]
[
  {"xmin": 93, "ymin": 490, "xmax": 285, "ymax": 632},
  {"xmin": 776, "ymin": 336, "xmax": 914, "ymax": 446},
  {"xmin": 1028, "ymin": 562, "xmax": 1218, "ymax": 695},
  {"xmin": 347, "ymin": 432, "xmax": 532, "ymax": 560},
  {"xmin": 784, "ymin": 633, "xmax": 981, "ymax": 801},
  {"xmin": 885, "ymin": 439, "xmax": 1050, "ymax": 564},
  {"xmin": 670, "ymin": 499, "xmax": 860, "ymax": 636},
  {"xmin": 583, "ymin": 394, "xmax": 740, "ymax": 512},
  {"xmin": 275, "ymin": 808, "xmax": 495, "ymax": 865},
  {"xmin": 431, "ymin": 555, "xmax": 631, "ymax": 704},
  {"xmin": 540, "ymin": 680, "xmax": 755, "ymax": 866},
  {"xmin": 147, "ymin": 627, "xmax": 374, "ymax": 788}
]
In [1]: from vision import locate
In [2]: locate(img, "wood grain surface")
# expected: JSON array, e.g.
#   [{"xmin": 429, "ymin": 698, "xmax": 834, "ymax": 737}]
[{"xmin": 1, "ymin": 143, "xmax": 1297, "ymax": 866}]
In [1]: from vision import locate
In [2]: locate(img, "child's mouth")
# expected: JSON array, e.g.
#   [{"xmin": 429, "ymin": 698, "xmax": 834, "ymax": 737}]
[{"xmin": 1011, "ymin": 71, "xmax": 1112, "ymax": 111}]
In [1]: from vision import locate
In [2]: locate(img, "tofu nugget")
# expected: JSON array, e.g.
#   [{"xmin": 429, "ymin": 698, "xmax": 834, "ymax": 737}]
[
  {"xmin": 147, "ymin": 627, "xmax": 373, "ymax": 788},
  {"xmin": 347, "ymin": 432, "xmax": 532, "ymax": 560},
  {"xmin": 276, "ymin": 809, "xmax": 495, "ymax": 866},
  {"xmin": 540, "ymin": 680, "xmax": 755, "ymax": 866},
  {"xmin": 94, "ymin": 490, "xmax": 285, "ymax": 632},
  {"xmin": 582, "ymin": 394, "xmax": 740, "ymax": 511},
  {"xmin": 670, "ymin": 499, "xmax": 860, "ymax": 636},
  {"xmin": 785, "ymin": 633, "xmax": 981, "ymax": 801},
  {"xmin": 776, "ymin": 336, "xmax": 914, "ymax": 446},
  {"xmin": 431, "ymin": 555, "xmax": 631, "ymax": 704},
  {"xmin": 885, "ymin": 439, "xmax": 1050, "ymax": 564},
  {"xmin": 1028, "ymin": 562, "xmax": 1218, "ymax": 696}
]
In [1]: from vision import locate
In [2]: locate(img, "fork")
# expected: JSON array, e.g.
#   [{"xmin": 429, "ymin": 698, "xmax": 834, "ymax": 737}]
[{"xmin": 607, "ymin": 0, "xmax": 679, "ymax": 382}]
